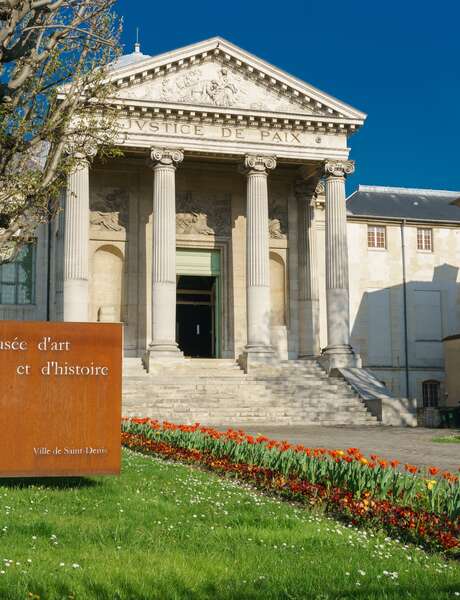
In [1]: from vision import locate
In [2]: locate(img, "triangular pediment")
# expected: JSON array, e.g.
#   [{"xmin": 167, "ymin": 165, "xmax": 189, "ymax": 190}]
[
  {"xmin": 109, "ymin": 37, "xmax": 366, "ymax": 123},
  {"xmin": 116, "ymin": 59, "xmax": 324, "ymax": 115}
]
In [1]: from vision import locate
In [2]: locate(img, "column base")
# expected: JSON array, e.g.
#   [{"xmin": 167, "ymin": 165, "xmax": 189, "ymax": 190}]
[
  {"xmin": 319, "ymin": 344, "xmax": 362, "ymax": 373},
  {"xmin": 143, "ymin": 343, "xmax": 184, "ymax": 373},
  {"xmin": 63, "ymin": 279, "xmax": 89, "ymax": 322},
  {"xmin": 239, "ymin": 345, "xmax": 277, "ymax": 373}
]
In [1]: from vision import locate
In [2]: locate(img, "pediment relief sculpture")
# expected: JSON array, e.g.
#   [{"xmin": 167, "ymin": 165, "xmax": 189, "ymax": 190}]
[
  {"xmin": 90, "ymin": 188, "xmax": 129, "ymax": 232},
  {"xmin": 118, "ymin": 61, "xmax": 322, "ymax": 115},
  {"xmin": 176, "ymin": 191, "xmax": 231, "ymax": 236}
]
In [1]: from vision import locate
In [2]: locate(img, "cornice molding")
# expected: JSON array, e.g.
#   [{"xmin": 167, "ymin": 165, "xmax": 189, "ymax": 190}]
[
  {"xmin": 346, "ymin": 214, "xmax": 460, "ymax": 227},
  {"xmin": 110, "ymin": 101, "xmax": 360, "ymax": 135}
]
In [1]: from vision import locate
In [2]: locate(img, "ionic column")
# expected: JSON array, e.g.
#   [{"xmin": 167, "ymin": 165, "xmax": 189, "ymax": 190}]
[
  {"xmin": 296, "ymin": 179, "xmax": 321, "ymax": 357},
  {"xmin": 242, "ymin": 155, "xmax": 276, "ymax": 363},
  {"xmin": 146, "ymin": 148, "xmax": 184, "ymax": 366},
  {"xmin": 321, "ymin": 159, "xmax": 360, "ymax": 370},
  {"xmin": 63, "ymin": 160, "xmax": 90, "ymax": 322}
]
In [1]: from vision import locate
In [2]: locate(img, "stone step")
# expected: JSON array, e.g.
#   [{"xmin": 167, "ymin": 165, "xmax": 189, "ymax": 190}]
[
  {"xmin": 121, "ymin": 357, "xmax": 379, "ymax": 426},
  {"xmin": 122, "ymin": 413, "xmax": 378, "ymax": 427},
  {"xmin": 122, "ymin": 393, "xmax": 368, "ymax": 405},
  {"xmin": 122, "ymin": 406, "xmax": 376, "ymax": 420},
  {"xmin": 125, "ymin": 401, "xmax": 374, "ymax": 420}
]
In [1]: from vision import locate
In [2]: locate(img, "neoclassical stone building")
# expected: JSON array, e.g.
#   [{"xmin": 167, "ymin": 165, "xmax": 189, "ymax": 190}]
[
  {"xmin": 72, "ymin": 37, "xmax": 366, "ymax": 373},
  {"xmin": 5, "ymin": 37, "xmax": 457, "ymax": 425}
]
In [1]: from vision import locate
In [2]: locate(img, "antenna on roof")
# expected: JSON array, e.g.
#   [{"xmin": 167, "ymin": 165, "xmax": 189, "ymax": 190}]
[{"xmin": 134, "ymin": 27, "xmax": 141, "ymax": 54}]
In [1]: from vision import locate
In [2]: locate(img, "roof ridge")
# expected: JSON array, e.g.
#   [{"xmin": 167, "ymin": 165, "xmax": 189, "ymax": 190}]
[{"xmin": 357, "ymin": 185, "xmax": 460, "ymax": 197}]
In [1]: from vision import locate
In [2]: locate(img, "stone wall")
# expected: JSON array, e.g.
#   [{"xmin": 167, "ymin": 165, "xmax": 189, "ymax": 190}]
[
  {"xmin": 346, "ymin": 218, "xmax": 460, "ymax": 406},
  {"xmin": 443, "ymin": 336, "xmax": 460, "ymax": 407}
]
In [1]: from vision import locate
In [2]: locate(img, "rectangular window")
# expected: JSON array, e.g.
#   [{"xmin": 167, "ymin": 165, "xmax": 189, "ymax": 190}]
[
  {"xmin": 367, "ymin": 225, "xmax": 386, "ymax": 249},
  {"xmin": 0, "ymin": 244, "xmax": 36, "ymax": 305},
  {"xmin": 422, "ymin": 381, "xmax": 440, "ymax": 408},
  {"xmin": 417, "ymin": 228, "xmax": 433, "ymax": 251}
]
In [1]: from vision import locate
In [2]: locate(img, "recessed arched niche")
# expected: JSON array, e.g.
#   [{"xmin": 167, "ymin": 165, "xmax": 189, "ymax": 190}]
[
  {"xmin": 91, "ymin": 244, "xmax": 124, "ymax": 322},
  {"xmin": 269, "ymin": 252, "xmax": 286, "ymax": 327}
]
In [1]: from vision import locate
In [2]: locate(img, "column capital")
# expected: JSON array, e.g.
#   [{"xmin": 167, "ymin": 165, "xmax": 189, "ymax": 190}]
[
  {"xmin": 323, "ymin": 159, "xmax": 355, "ymax": 178},
  {"xmin": 65, "ymin": 141, "xmax": 98, "ymax": 165},
  {"xmin": 242, "ymin": 154, "xmax": 277, "ymax": 175},
  {"xmin": 149, "ymin": 147, "xmax": 184, "ymax": 169}
]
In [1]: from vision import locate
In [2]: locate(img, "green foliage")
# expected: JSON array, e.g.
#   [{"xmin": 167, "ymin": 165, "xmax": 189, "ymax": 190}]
[
  {"xmin": 123, "ymin": 420, "xmax": 460, "ymax": 521},
  {"xmin": 0, "ymin": 0, "xmax": 122, "ymax": 260},
  {"xmin": 433, "ymin": 435, "xmax": 460, "ymax": 444}
]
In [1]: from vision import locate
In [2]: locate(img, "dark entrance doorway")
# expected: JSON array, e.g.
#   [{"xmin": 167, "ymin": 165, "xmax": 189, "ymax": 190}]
[{"xmin": 176, "ymin": 276, "xmax": 217, "ymax": 358}]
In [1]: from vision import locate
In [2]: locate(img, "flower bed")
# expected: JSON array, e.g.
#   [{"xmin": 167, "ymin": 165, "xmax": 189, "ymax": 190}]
[{"xmin": 121, "ymin": 418, "xmax": 460, "ymax": 554}]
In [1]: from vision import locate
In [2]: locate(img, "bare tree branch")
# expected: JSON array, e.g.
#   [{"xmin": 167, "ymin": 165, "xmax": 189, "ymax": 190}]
[{"xmin": 0, "ymin": 0, "xmax": 122, "ymax": 262}]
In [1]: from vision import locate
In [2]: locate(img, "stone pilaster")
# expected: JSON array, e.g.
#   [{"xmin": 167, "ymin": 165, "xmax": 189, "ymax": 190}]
[
  {"xmin": 144, "ymin": 148, "xmax": 184, "ymax": 370},
  {"xmin": 320, "ymin": 160, "xmax": 361, "ymax": 371},
  {"xmin": 296, "ymin": 179, "xmax": 320, "ymax": 358},
  {"xmin": 240, "ymin": 155, "xmax": 276, "ymax": 369},
  {"xmin": 63, "ymin": 160, "xmax": 90, "ymax": 322}
]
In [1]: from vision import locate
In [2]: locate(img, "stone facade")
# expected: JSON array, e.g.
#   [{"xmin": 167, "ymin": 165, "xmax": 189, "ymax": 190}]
[
  {"xmin": 444, "ymin": 336, "xmax": 460, "ymax": 407},
  {"xmin": 344, "ymin": 186, "xmax": 460, "ymax": 410},
  {"xmin": 2, "ymin": 38, "xmax": 457, "ymax": 419}
]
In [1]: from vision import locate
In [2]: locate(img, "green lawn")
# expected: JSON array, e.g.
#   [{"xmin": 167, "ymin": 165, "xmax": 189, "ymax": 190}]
[
  {"xmin": 432, "ymin": 434, "xmax": 460, "ymax": 444},
  {"xmin": 0, "ymin": 449, "xmax": 459, "ymax": 600}
]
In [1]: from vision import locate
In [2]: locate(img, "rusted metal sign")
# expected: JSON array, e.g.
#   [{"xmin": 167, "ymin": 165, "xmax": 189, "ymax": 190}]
[{"xmin": 0, "ymin": 321, "xmax": 122, "ymax": 477}]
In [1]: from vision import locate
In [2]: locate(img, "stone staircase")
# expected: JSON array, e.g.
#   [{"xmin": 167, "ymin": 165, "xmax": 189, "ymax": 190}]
[{"xmin": 122, "ymin": 358, "xmax": 379, "ymax": 426}]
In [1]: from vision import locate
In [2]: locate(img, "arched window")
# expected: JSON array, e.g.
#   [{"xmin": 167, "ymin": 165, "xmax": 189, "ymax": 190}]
[
  {"xmin": 422, "ymin": 380, "xmax": 440, "ymax": 408},
  {"xmin": 91, "ymin": 245, "xmax": 124, "ymax": 322}
]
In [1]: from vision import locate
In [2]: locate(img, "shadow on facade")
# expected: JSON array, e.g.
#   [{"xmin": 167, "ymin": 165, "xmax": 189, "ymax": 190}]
[{"xmin": 350, "ymin": 263, "xmax": 459, "ymax": 402}]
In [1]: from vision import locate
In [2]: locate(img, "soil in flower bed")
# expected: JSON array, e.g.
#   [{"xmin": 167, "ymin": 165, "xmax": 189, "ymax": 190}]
[{"xmin": 0, "ymin": 449, "xmax": 459, "ymax": 600}]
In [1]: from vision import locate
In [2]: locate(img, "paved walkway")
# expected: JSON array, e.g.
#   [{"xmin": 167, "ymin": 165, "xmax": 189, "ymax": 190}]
[{"xmin": 223, "ymin": 426, "xmax": 460, "ymax": 472}]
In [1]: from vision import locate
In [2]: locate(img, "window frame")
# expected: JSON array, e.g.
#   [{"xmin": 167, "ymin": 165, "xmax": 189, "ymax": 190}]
[
  {"xmin": 422, "ymin": 380, "xmax": 440, "ymax": 408},
  {"xmin": 367, "ymin": 224, "xmax": 387, "ymax": 250},
  {"xmin": 416, "ymin": 227, "xmax": 433, "ymax": 253},
  {"xmin": 0, "ymin": 243, "xmax": 36, "ymax": 306}
]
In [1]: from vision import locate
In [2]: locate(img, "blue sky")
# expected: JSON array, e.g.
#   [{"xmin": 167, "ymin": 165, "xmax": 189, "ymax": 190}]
[{"xmin": 115, "ymin": 0, "xmax": 460, "ymax": 193}]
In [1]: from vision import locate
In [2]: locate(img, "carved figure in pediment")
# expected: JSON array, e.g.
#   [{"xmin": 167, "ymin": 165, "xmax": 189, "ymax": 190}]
[
  {"xmin": 90, "ymin": 188, "xmax": 128, "ymax": 232},
  {"xmin": 212, "ymin": 68, "xmax": 239, "ymax": 107},
  {"xmin": 160, "ymin": 66, "xmax": 241, "ymax": 108}
]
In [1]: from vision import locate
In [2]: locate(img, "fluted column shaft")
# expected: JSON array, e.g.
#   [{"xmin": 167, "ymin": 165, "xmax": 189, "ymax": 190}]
[
  {"xmin": 296, "ymin": 180, "xmax": 320, "ymax": 357},
  {"xmin": 324, "ymin": 160, "xmax": 354, "ymax": 353},
  {"xmin": 148, "ymin": 148, "xmax": 184, "ymax": 358},
  {"xmin": 243, "ymin": 155, "xmax": 276, "ymax": 352},
  {"xmin": 63, "ymin": 160, "xmax": 89, "ymax": 322}
]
